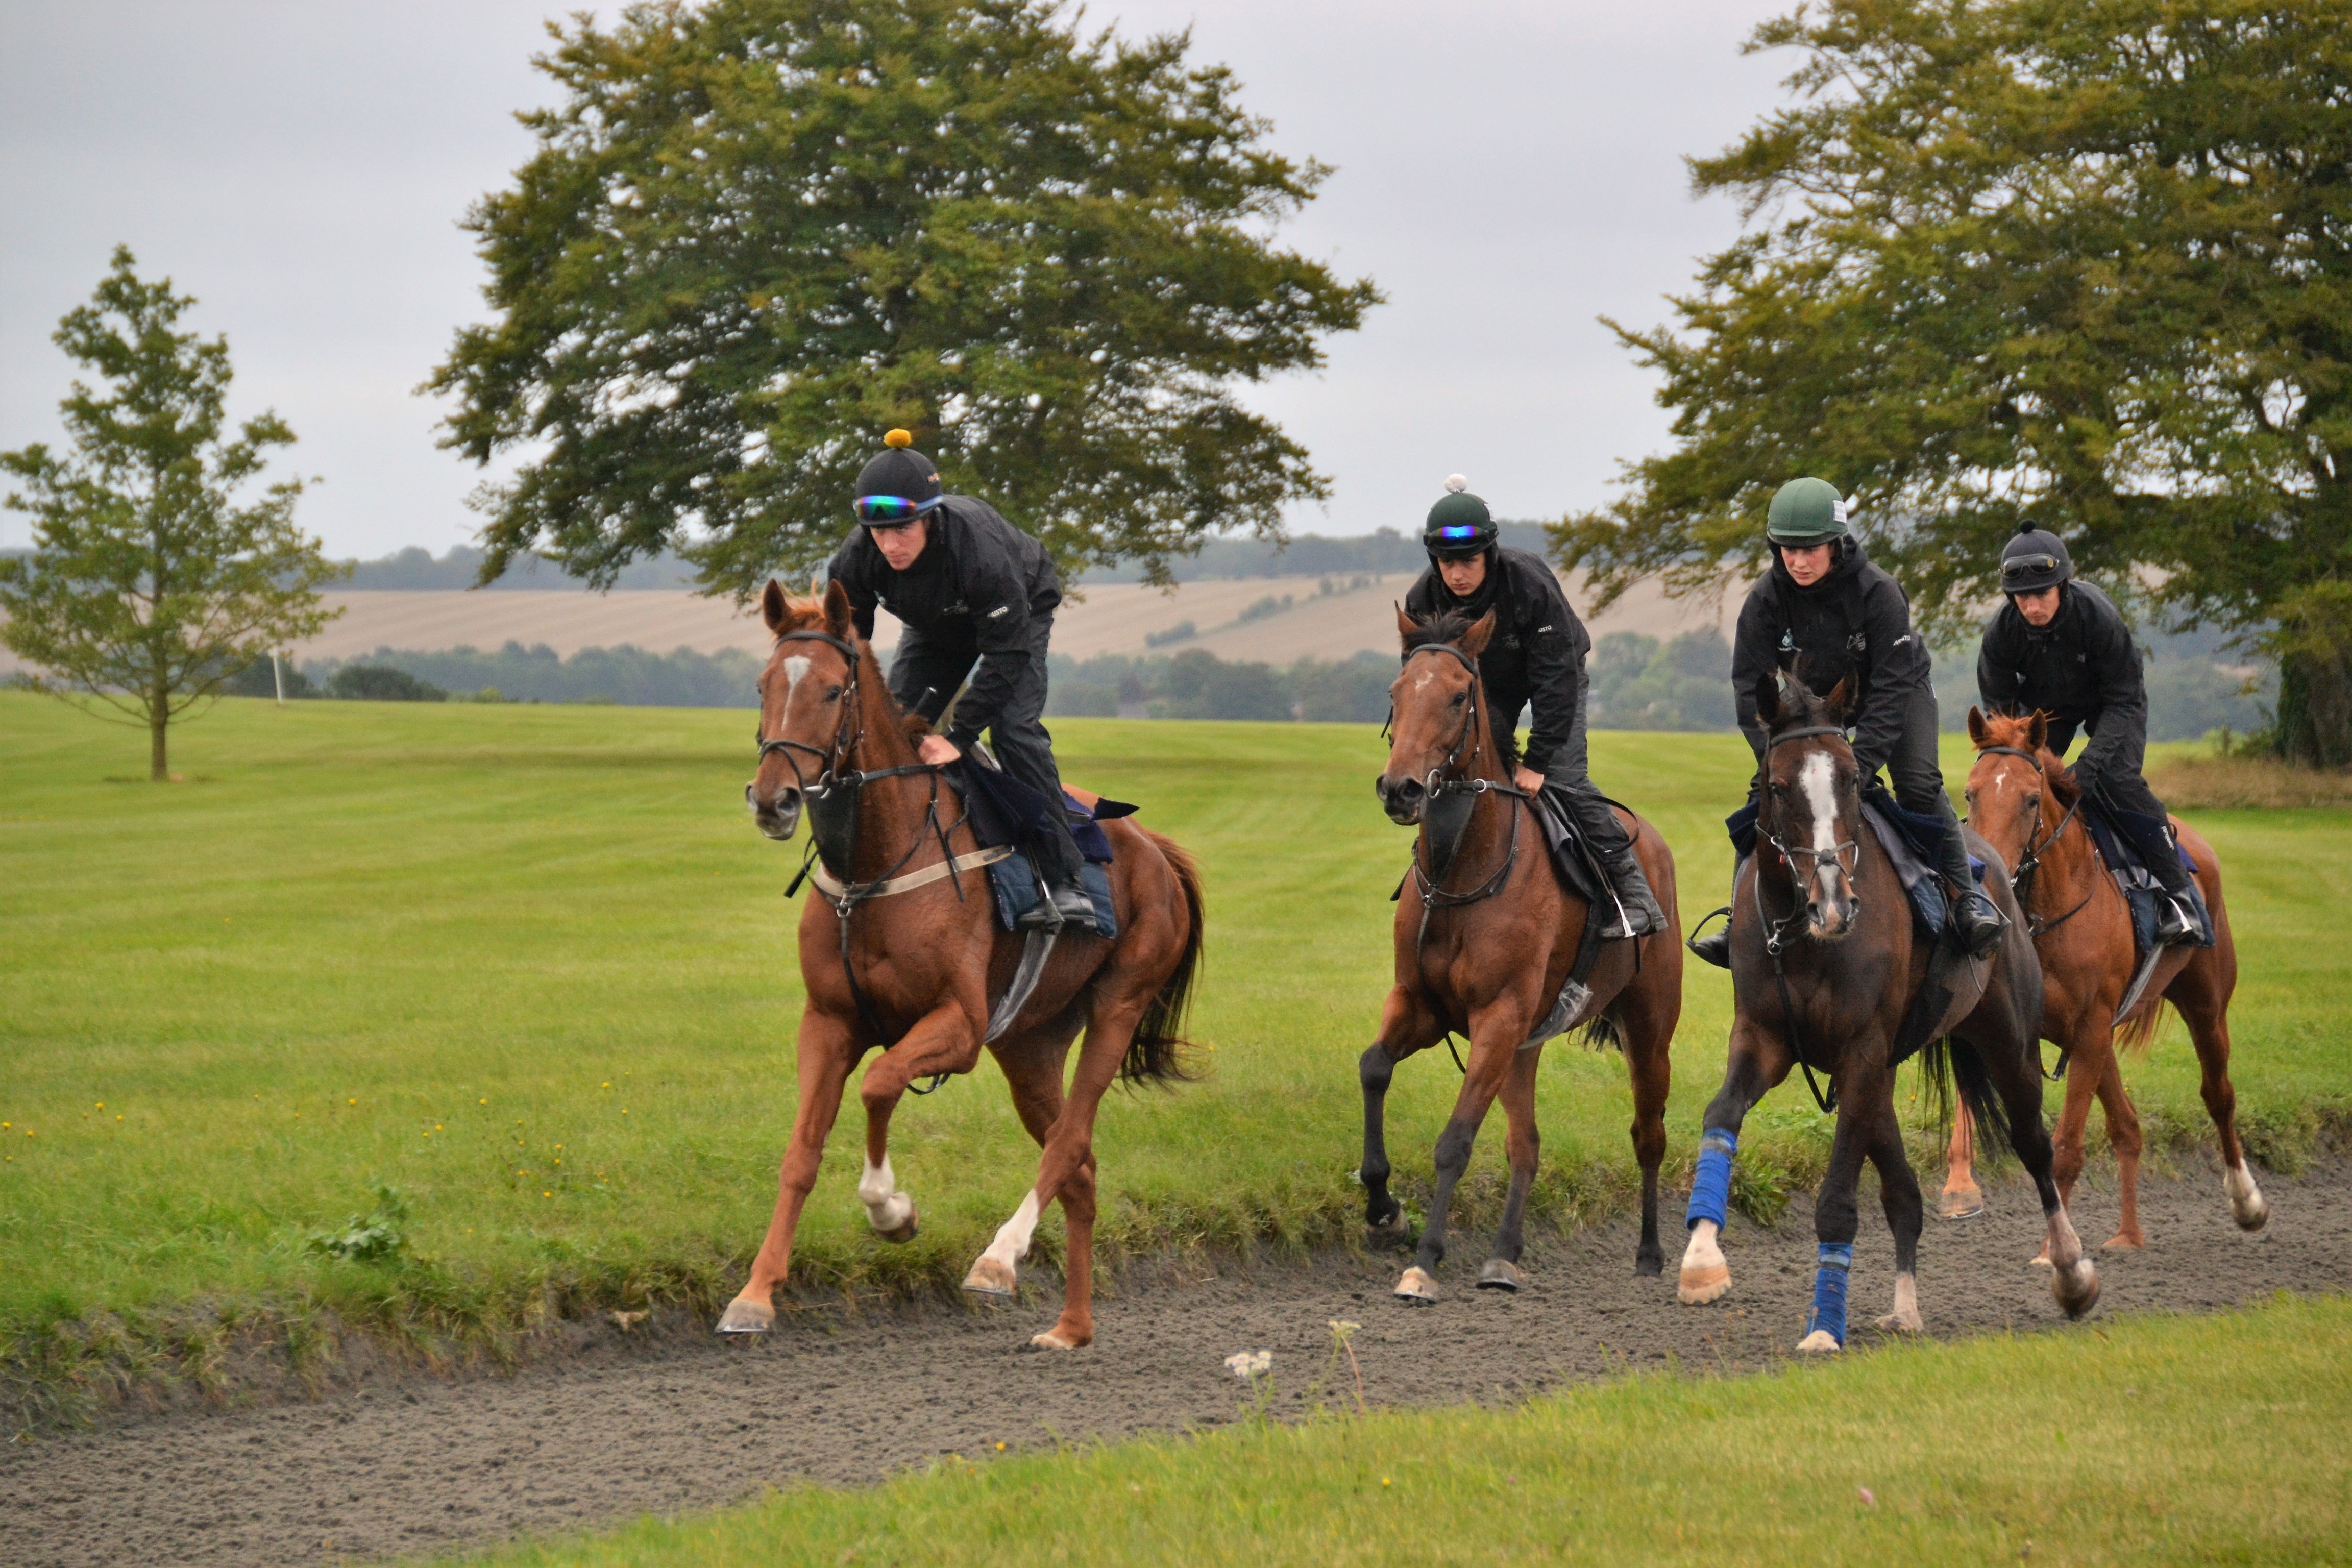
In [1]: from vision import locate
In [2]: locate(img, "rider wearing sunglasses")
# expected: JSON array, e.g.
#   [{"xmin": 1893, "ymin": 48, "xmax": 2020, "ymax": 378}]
[
  {"xmin": 1402, "ymin": 477, "xmax": 1664, "ymax": 939},
  {"xmin": 1978, "ymin": 521, "xmax": 2202, "ymax": 945},
  {"xmin": 824, "ymin": 430, "xmax": 1096, "ymax": 932},
  {"xmin": 1690, "ymin": 476, "xmax": 2007, "ymax": 967}
]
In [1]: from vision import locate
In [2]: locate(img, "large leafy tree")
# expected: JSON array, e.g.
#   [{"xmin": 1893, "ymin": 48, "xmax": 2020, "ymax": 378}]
[
  {"xmin": 1, "ymin": 249, "xmax": 340, "ymax": 780},
  {"xmin": 429, "ymin": 0, "xmax": 1379, "ymax": 598},
  {"xmin": 1554, "ymin": 0, "xmax": 2352, "ymax": 764}
]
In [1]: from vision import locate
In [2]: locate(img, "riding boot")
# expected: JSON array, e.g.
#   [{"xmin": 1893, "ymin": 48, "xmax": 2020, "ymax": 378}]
[
  {"xmin": 1021, "ymin": 810, "xmax": 1097, "ymax": 934},
  {"xmin": 1598, "ymin": 844, "xmax": 1664, "ymax": 940},
  {"xmin": 1939, "ymin": 825, "xmax": 2006, "ymax": 958},
  {"xmin": 1688, "ymin": 857, "xmax": 1747, "ymax": 970},
  {"xmin": 2146, "ymin": 830, "xmax": 2204, "ymax": 946}
]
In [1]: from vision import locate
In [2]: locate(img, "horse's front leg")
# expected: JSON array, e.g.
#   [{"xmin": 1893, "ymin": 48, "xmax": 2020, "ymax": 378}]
[
  {"xmin": 1678, "ymin": 1018, "xmax": 1792, "ymax": 1304},
  {"xmin": 1360, "ymin": 985, "xmax": 1444, "ymax": 1237},
  {"xmin": 1866, "ymin": 1092, "xmax": 1926, "ymax": 1334},
  {"xmin": 1475, "ymin": 1043, "xmax": 1544, "ymax": 1293},
  {"xmin": 1796, "ymin": 1086, "xmax": 1875, "ymax": 1354},
  {"xmin": 1939, "ymin": 1101, "xmax": 1982, "ymax": 1220},
  {"xmin": 859, "ymin": 1000, "xmax": 983, "ymax": 1247},
  {"xmin": 718, "ymin": 1008, "xmax": 861, "ymax": 1333},
  {"xmin": 1395, "ymin": 1001, "xmax": 1520, "ymax": 1303}
]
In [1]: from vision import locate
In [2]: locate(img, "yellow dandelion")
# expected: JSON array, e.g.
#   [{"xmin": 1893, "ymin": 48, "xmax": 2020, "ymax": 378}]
[
  {"xmin": 347, "ymin": 1098, "xmax": 356, "ymax": 1106},
  {"xmin": 543, "ymin": 1191, "xmax": 551, "ymax": 1198},
  {"xmin": 95, "ymin": 1102, "xmax": 103, "ymax": 1109}
]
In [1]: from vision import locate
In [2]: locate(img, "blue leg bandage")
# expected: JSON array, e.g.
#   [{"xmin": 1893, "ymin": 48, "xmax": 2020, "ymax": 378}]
[
  {"xmin": 1805, "ymin": 1242, "xmax": 1854, "ymax": 1345},
  {"xmin": 1686, "ymin": 1129, "xmax": 1737, "ymax": 1231}
]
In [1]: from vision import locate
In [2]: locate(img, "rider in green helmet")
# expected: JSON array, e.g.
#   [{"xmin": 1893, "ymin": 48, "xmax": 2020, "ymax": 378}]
[{"xmin": 1689, "ymin": 477, "xmax": 2005, "ymax": 966}]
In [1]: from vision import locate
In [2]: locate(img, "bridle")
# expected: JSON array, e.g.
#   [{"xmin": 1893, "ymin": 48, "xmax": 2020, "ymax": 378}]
[
  {"xmin": 1973, "ymin": 744, "xmax": 2089, "ymax": 937},
  {"xmin": 1753, "ymin": 721, "xmax": 1865, "ymax": 1114},
  {"xmin": 1396, "ymin": 642, "xmax": 1530, "ymax": 921}
]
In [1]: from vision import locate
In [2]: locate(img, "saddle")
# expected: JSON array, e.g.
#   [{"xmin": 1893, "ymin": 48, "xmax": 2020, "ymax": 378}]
[
  {"xmin": 2078, "ymin": 793, "xmax": 2214, "ymax": 954},
  {"xmin": 944, "ymin": 757, "xmax": 1128, "ymax": 939}
]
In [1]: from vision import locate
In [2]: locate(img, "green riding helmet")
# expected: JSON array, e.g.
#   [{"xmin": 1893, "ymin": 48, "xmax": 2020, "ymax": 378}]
[
  {"xmin": 1998, "ymin": 520, "xmax": 2074, "ymax": 595},
  {"xmin": 1764, "ymin": 476, "xmax": 1851, "ymax": 545},
  {"xmin": 1423, "ymin": 475, "xmax": 1497, "ymax": 559}
]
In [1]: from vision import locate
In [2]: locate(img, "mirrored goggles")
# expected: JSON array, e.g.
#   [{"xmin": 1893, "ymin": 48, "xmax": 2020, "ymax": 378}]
[
  {"xmin": 853, "ymin": 495, "xmax": 939, "ymax": 528},
  {"xmin": 2000, "ymin": 553, "xmax": 2062, "ymax": 585}
]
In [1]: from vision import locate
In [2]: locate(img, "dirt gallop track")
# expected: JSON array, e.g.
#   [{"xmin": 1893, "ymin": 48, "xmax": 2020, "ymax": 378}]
[{"xmin": 6, "ymin": 1162, "xmax": 2347, "ymax": 1567}]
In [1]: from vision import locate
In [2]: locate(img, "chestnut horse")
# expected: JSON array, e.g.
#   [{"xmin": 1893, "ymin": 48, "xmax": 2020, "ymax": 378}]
[
  {"xmin": 1942, "ymin": 708, "xmax": 2266, "ymax": 1248},
  {"xmin": 1674, "ymin": 671, "xmax": 2098, "ymax": 1349},
  {"xmin": 1362, "ymin": 607, "xmax": 1683, "ymax": 1300},
  {"xmin": 720, "ymin": 581, "xmax": 1205, "ymax": 1350}
]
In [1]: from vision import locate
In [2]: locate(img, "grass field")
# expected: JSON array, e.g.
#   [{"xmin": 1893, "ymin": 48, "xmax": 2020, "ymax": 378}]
[
  {"xmin": 3, "ymin": 690, "xmax": 2347, "ymax": 1418},
  {"xmin": 425, "ymin": 1293, "xmax": 2351, "ymax": 1567}
]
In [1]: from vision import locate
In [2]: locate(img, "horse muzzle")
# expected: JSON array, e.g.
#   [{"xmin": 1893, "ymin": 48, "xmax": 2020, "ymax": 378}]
[
  {"xmin": 1807, "ymin": 864, "xmax": 1859, "ymax": 941},
  {"xmin": 746, "ymin": 780, "xmax": 803, "ymax": 841},
  {"xmin": 1375, "ymin": 772, "xmax": 1426, "ymax": 826}
]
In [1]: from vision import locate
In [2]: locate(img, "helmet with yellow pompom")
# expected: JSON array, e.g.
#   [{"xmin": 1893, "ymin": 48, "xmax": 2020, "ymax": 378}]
[{"xmin": 852, "ymin": 428, "xmax": 944, "ymax": 526}]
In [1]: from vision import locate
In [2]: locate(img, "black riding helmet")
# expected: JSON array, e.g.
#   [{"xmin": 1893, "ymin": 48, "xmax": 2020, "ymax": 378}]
[
  {"xmin": 1423, "ymin": 475, "xmax": 1497, "ymax": 560},
  {"xmin": 1999, "ymin": 520, "xmax": 2074, "ymax": 595},
  {"xmin": 852, "ymin": 429, "xmax": 945, "ymax": 526}
]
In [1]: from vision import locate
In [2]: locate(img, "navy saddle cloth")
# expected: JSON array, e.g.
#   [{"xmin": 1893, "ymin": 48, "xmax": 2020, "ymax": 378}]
[
  {"xmin": 1728, "ymin": 782, "xmax": 1983, "ymax": 941},
  {"xmin": 2079, "ymin": 793, "xmax": 2213, "ymax": 951},
  {"xmin": 944, "ymin": 757, "xmax": 1128, "ymax": 938}
]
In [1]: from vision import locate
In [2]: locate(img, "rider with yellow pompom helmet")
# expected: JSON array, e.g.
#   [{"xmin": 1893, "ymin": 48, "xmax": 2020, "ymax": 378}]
[{"xmin": 823, "ymin": 429, "xmax": 1095, "ymax": 932}]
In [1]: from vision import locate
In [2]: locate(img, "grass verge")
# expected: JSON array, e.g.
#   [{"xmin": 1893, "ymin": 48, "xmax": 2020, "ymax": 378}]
[
  {"xmin": 4, "ymin": 695, "xmax": 2347, "ymax": 1429},
  {"xmin": 421, "ymin": 1293, "xmax": 2351, "ymax": 1567}
]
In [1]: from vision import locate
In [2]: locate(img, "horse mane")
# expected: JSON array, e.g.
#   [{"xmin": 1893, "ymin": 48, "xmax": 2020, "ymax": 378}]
[
  {"xmin": 1398, "ymin": 609, "xmax": 1520, "ymax": 771},
  {"xmin": 1975, "ymin": 709, "xmax": 2079, "ymax": 806}
]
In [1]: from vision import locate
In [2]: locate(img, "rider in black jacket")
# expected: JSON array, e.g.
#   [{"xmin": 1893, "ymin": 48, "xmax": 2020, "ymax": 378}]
[
  {"xmin": 1403, "ymin": 477, "xmax": 1664, "ymax": 939},
  {"xmin": 824, "ymin": 431, "xmax": 1094, "ymax": 930},
  {"xmin": 1978, "ymin": 522, "xmax": 2200, "ymax": 944},
  {"xmin": 1689, "ymin": 477, "xmax": 2005, "ymax": 966}
]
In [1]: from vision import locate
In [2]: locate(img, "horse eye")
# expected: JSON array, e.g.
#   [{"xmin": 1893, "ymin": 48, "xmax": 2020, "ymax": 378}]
[
  {"xmin": 1449, "ymin": 691, "xmax": 1466, "ymax": 707},
  {"xmin": 824, "ymin": 684, "xmax": 844, "ymax": 702}
]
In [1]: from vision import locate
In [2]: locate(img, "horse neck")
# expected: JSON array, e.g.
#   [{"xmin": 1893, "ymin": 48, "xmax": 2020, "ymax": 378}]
[
  {"xmin": 2027, "ymin": 770, "xmax": 2101, "ymax": 912},
  {"xmin": 839, "ymin": 643, "xmax": 937, "ymax": 878},
  {"xmin": 1432, "ymin": 678, "xmax": 1518, "ymax": 868}
]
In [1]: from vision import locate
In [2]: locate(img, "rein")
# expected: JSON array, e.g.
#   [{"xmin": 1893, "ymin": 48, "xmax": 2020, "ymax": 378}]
[{"xmin": 1400, "ymin": 643, "xmax": 1532, "ymax": 944}]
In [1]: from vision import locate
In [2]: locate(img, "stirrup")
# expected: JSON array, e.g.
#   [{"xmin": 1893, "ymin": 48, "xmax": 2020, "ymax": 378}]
[
  {"xmin": 1686, "ymin": 906, "xmax": 1733, "ymax": 969},
  {"xmin": 2155, "ymin": 894, "xmax": 2200, "ymax": 946}
]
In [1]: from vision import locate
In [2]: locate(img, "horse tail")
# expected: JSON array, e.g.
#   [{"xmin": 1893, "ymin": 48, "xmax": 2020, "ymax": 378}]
[
  {"xmin": 1123, "ymin": 830, "xmax": 1205, "ymax": 1085},
  {"xmin": 1921, "ymin": 1035, "xmax": 2019, "ymax": 1159},
  {"xmin": 2114, "ymin": 997, "xmax": 2170, "ymax": 1054}
]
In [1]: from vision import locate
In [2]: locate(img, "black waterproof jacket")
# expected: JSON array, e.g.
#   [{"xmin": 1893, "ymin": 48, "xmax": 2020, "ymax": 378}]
[
  {"xmin": 1730, "ymin": 538, "xmax": 1931, "ymax": 778},
  {"xmin": 1404, "ymin": 546, "xmax": 1590, "ymax": 776},
  {"xmin": 1976, "ymin": 580, "xmax": 2146, "ymax": 781},
  {"xmin": 824, "ymin": 495, "xmax": 1061, "ymax": 743}
]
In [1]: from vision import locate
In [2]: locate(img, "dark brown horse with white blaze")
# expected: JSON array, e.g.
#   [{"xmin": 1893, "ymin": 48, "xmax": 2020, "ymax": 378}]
[
  {"xmin": 1674, "ymin": 671, "xmax": 2099, "ymax": 1350},
  {"xmin": 721, "ymin": 580, "xmax": 1205, "ymax": 1350},
  {"xmin": 1942, "ymin": 708, "xmax": 2265, "ymax": 1250},
  {"xmin": 1361, "ymin": 607, "xmax": 1682, "ymax": 1300}
]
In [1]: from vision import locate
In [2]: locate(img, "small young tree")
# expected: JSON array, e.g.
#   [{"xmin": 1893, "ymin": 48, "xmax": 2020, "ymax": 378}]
[{"xmin": 1, "ymin": 248, "xmax": 341, "ymax": 779}]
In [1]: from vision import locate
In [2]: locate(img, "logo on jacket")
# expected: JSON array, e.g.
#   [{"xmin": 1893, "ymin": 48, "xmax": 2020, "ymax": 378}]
[{"xmin": 987, "ymin": 605, "xmax": 1010, "ymax": 619}]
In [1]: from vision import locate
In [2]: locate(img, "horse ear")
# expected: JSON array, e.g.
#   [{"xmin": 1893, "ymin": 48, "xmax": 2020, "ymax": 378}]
[
  {"xmin": 1461, "ymin": 611, "xmax": 1496, "ymax": 657},
  {"xmin": 2026, "ymin": 709, "xmax": 2048, "ymax": 754},
  {"xmin": 1966, "ymin": 705, "xmax": 1989, "ymax": 748},
  {"xmin": 1824, "ymin": 670, "xmax": 1856, "ymax": 722},
  {"xmin": 761, "ymin": 578, "xmax": 789, "ymax": 634},
  {"xmin": 1754, "ymin": 669, "xmax": 1785, "ymax": 729},
  {"xmin": 822, "ymin": 578, "xmax": 854, "ymax": 641},
  {"xmin": 1395, "ymin": 604, "xmax": 1418, "ymax": 648}
]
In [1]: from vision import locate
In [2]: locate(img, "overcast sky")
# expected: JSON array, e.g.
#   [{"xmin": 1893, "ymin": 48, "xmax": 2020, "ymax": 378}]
[{"xmin": 0, "ymin": 0, "xmax": 1794, "ymax": 562}]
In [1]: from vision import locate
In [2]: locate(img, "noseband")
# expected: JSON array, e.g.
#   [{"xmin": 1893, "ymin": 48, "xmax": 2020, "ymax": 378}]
[{"xmin": 1756, "ymin": 724, "xmax": 1861, "ymax": 957}]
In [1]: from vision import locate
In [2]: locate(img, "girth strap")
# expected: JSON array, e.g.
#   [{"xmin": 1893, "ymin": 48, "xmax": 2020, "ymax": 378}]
[{"xmin": 810, "ymin": 845, "xmax": 1015, "ymax": 903}]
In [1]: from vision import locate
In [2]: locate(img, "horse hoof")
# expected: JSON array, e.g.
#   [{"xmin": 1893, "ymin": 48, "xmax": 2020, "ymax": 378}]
[
  {"xmin": 2225, "ymin": 1168, "xmax": 2269, "ymax": 1232},
  {"xmin": 877, "ymin": 1210, "xmax": 919, "ymax": 1244},
  {"xmin": 2029, "ymin": 1251, "xmax": 2054, "ymax": 1269},
  {"xmin": 1029, "ymin": 1326, "xmax": 1089, "ymax": 1351},
  {"xmin": 2052, "ymin": 1258, "xmax": 2100, "ymax": 1320},
  {"xmin": 1476, "ymin": 1259, "xmax": 1528, "ymax": 1293},
  {"xmin": 1876, "ymin": 1311, "xmax": 1923, "ymax": 1335},
  {"xmin": 2100, "ymin": 1231, "xmax": 2145, "ymax": 1252},
  {"xmin": 715, "ymin": 1296, "xmax": 774, "ymax": 1335},
  {"xmin": 964, "ymin": 1257, "xmax": 1017, "ymax": 1297},
  {"xmin": 1677, "ymin": 1263, "xmax": 1730, "ymax": 1305},
  {"xmin": 1634, "ymin": 1250, "xmax": 1664, "ymax": 1278},
  {"xmin": 1394, "ymin": 1266, "xmax": 1438, "ymax": 1303},
  {"xmin": 1795, "ymin": 1330, "xmax": 1842, "ymax": 1355},
  {"xmin": 1938, "ymin": 1189, "xmax": 1984, "ymax": 1221}
]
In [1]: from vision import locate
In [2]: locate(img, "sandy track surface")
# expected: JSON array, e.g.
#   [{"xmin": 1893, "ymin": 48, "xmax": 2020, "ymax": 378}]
[{"xmin": 6, "ymin": 1160, "xmax": 2342, "ymax": 1567}]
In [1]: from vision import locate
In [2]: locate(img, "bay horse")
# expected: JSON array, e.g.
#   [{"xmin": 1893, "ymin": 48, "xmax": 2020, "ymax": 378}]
[
  {"xmin": 1941, "ymin": 708, "xmax": 2266, "ymax": 1248},
  {"xmin": 1675, "ymin": 670, "xmax": 2099, "ymax": 1349},
  {"xmin": 720, "ymin": 580, "xmax": 1205, "ymax": 1350},
  {"xmin": 1361, "ymin": 607, "xmax": 1683, "ymax": 1300}
]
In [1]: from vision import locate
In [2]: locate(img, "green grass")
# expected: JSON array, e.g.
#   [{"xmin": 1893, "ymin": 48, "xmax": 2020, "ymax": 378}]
[
  {"xmin": 426, "ymin": 1293, "xmax": 2351, "ymax": 1567},
  {"xmin": 2, "ymin": 691, "xmax": 2346, "ymax": 1420}
]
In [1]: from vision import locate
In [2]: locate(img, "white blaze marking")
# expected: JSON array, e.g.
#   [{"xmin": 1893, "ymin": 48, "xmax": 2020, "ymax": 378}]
[
  {"xmin": 1799, "ymin": 752, "xmax": 1838, "ymax": 854},
  {"xmin": 982, "ymin": 1190, "xmax": 1043, "ymax": 1269},
  {"xmin": 859, "ymin": 1154, "xmax": 911, "ymax": 1232},
  {"xmin": 782, "ymin": 654, "xmax": 812, "ymax": 692}
]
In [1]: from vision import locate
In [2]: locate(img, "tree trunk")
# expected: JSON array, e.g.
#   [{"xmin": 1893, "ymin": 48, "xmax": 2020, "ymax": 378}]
[
  {"xmin": 150, "ymin": 687, "xmax": 169, "ymax": 782},
  {"xmin": 2267, "ymin": 583, "xmax": 2352, "ymax": 770}
]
